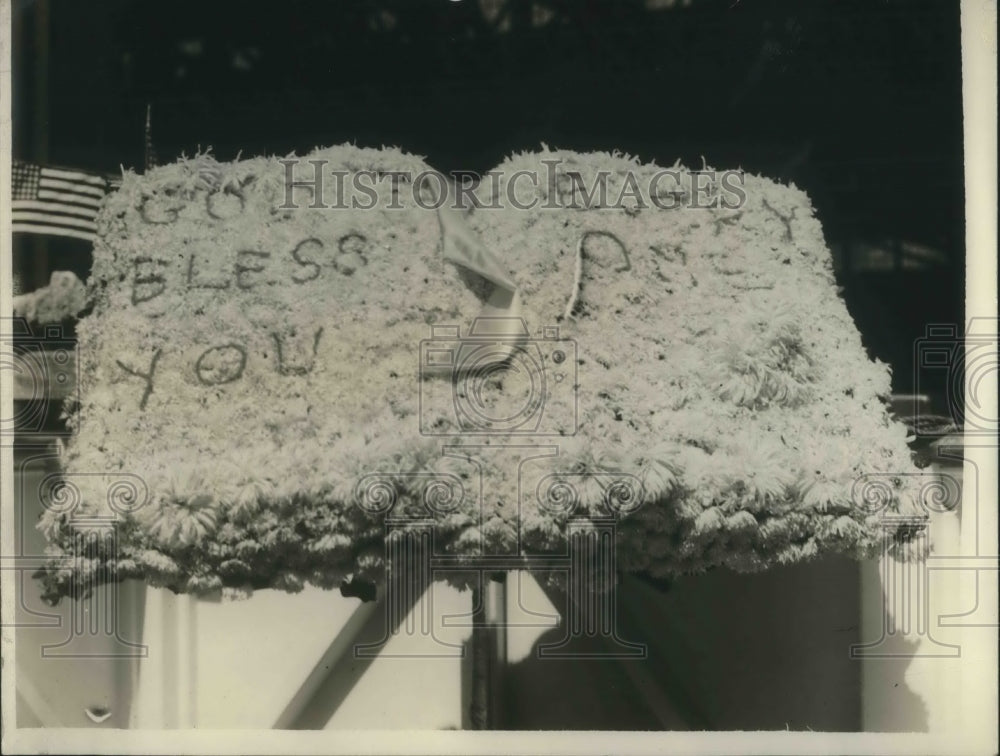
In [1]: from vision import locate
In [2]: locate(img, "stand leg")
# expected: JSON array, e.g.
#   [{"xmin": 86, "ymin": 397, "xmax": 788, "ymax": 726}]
[{"xmin": 469, "ymin": 574, "xmax": 506, "ymax": 730}]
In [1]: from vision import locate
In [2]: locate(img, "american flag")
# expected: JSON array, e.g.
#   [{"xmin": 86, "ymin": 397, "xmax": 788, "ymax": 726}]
[{"xmin": 11, "ymin": 161, "xmax": 121, "ymax": 242}]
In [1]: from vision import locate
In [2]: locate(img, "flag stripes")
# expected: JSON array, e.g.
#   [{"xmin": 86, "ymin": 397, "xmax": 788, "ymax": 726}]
[
  {"xmin": 40, "ymin": 166, "xmax": 109, "ymax": 187},
  {"xmin": 10, "ymin": 225, "xmax": 98, "ymax": 243},
  {"xmin": 10, "ymin": 200, "xmax": 99, "ymax": 219},
  {"xmin": 11, "ymin": 161, "xmax": 118, "ymax": 242},
  {"xmin": 14, "ymin": 213, "xmax": 96, "ymax": 231}
]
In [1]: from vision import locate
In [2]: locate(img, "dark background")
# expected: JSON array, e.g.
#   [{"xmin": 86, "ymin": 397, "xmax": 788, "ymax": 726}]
[{"xmin": 12, "ymin": 0, "xmax": 965, "ymax": 400}]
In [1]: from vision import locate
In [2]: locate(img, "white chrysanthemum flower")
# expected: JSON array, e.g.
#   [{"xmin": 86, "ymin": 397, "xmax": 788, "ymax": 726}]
[
  {"xmin": 802, "ymin": 478, "xmax": 852, "ymax": 513},
  {"xmin": 137, "ymin": 549, "xmax": 182, "ymax": 578},
  {"xmin": 311, "ymin": 532, "xmax": 352, "ymax": 555},
  {"xmin": 142, "ymin": 468, "xmax": 219, "ymax": 548},
  {"xmin": 825, "ymin": 515, "xmax": 864, "ymax": 541},
  {"xmin": 640, "ymin": 457, "xmax": 680, "ymax": 503},
  {"xmin": 215, "ymin": 456, "xmax": 277, "ymax": 521},
  {"xmin": 692, "ymin": 506, "xmax": 726, "ymax": 536},
  {"xmin": 725, "ymin": 510, "xmax": 758, "ymax": 533},
  {"xmin": 720, "ymin": 438, "xmax": 795, "ymax": 507}
]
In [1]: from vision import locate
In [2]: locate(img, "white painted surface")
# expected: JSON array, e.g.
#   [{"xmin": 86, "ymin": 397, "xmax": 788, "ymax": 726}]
[
  {"xmin": 323, "ymin": 581, "xmax": 472, "ymax": 730},
  {"xmin": 131, "ymin": 586, "xmax": 364, "ymax": 728},
  {"xmin": 129, "ymin": 580, "xmax": 474, "ymax": 730},
  {"xmin": 958, "ymin": 0, "xmax": 1000, "ymax": 745},
  {"xmin": 859, "ymin": 447, "xmax": 998, "ymax": 736},
  {"xmin": 194, "ymin": 588, "xmax": 364, "ymax": 728}
]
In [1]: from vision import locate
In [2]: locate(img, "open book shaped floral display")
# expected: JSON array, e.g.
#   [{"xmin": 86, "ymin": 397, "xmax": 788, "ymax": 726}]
[{"xmin": 35, "ymin": 146, "xmax": 926, "ymax": 604}]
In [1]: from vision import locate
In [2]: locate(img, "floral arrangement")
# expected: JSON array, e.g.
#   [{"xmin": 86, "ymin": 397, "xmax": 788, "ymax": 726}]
[
  {"xmin": 35, "ymin": 145, "xmax": 925, "ymax": 603},
  {"xmin": 13, "ymin": 270, "xmax": 88, "ymax": 324}
]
